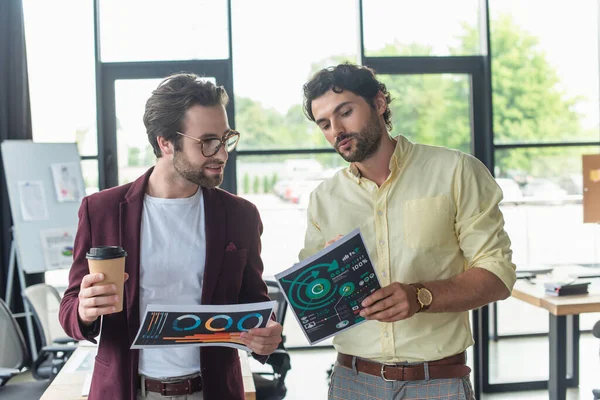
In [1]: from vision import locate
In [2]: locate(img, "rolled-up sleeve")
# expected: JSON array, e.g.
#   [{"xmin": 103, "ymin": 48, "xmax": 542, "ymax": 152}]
[
  {"xmin": 298, "ymin": 191, "xmax": 326, "ymax": 262},
  {"xmin": 453, "ymin": 154, "xmax": 517, "ymax": 291}
]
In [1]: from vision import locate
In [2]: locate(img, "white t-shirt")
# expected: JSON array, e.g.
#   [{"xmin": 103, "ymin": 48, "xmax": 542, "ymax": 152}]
[{"xmin": 138, "ymin": 188, "xmax": 205, "ymax": 378}]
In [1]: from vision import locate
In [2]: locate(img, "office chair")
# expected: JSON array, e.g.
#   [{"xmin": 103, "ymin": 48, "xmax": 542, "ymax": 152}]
[
  {"xmin": 23, "ymin": 284, "xmax": 74, "ymax": 346},
  {"xmin": 593, "ymin": 320, "xmax": 600, "ymax": 400},
  {"xmin": 0, "ymin": 298, "xmax": 50, "ymax": 399},
  {"xmin": 253, "ymin": 280, "xmax": 291, "ymax": 400},
  {"xmin": 23, "ymin": 283, "xmax": 77, "ymax": 380}
]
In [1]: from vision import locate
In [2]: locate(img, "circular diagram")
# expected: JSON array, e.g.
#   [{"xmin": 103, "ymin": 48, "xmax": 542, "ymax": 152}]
[
  {"xmin": 287, "ymin": 262, "xmax": 338, "ymax": 311},
  {"xmin": 336, "ymin": 320, "xmax": 349, "ymax": 329},
  {"xmin": 205, "ymin": 314, "xmax": 233, "ymax": 332},
  {"xmin": 172, "ymin": 314, "xmax": 201, "ymax": 332},
  {"xmin": 306, "ymin": 278, "xmax": 331, "ymax": 299},
  {"xmin": 237, "ymin": 313, "xmax": 264, "ymax": 331},
  {"xmin": 339, "ymin": 282, "xmax": 355, "ymax": 296}
]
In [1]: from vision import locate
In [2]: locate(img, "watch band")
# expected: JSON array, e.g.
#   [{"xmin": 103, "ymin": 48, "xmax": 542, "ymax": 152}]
[{"xmin": 410, "ymin": 283, "xmax": 432, "ymax": 312}]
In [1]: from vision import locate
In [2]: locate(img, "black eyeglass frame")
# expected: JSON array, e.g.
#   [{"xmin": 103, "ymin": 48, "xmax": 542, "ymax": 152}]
[{"xmin": 175, "ymin": 130, "xmax": 240, "ymax": 157}]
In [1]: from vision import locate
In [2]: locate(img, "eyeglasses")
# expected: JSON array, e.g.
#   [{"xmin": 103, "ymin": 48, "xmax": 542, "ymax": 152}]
[{"xmin": 176, "ymin": 130, "xmax": 240, "ymax": 157}]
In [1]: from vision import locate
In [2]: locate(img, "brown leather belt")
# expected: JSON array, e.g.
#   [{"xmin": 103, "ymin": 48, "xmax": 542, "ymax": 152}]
[
  {"xmin": 138, "ymin": 375, "xmax": 202, "ymax": 396},
  {"xmin": 337, "ymin": 352, "xmax": 471, "ymax": 381}
]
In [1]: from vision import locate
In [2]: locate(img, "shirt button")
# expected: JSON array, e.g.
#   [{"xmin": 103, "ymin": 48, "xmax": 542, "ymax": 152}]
[
  {"xmin": 379, "ymin": 240, "xmax": 385, "ymax": 245},
  {"xmin": 378, "ymin": 211, "xmax": 383, "ymax": 216},
  {"xmin": 384, "ymin": 332, "xmax": 389, "ymax": 337},
  {"xmin": 382, "ymin": 272, "xmax": 387, "ymax": 277}
]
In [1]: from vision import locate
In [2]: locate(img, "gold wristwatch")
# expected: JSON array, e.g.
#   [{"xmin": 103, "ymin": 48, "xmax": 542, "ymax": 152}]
[{"xmin": 410, "ymin": 283, "xmax": 433, "ymax": 313}]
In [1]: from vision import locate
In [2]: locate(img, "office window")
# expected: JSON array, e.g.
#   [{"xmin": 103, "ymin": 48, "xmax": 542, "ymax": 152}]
[
  {"xmin": 231, "ymin": 0, "xmax": 359, "ymax": 152},
  {"xmin": 231, "ymin": 0, "xmax": 360, "ymax": 347},
  {"xmin": 362, "ymin": 0, "xmax": 482, "ymax": 57},
  {"xmin": 490, "ymin": 0, "xmax": 600, "ymax": 144},
  {"xmin": 98, "ymin": 0, "xmax": 229, "ymax": 62},
  {"xmin": 236, "ymin": 153, "xmax": 344, "ymax": 347},
  {"xmin": 22, "ymin": 0, "xmax": 97, "ymax": 157}
]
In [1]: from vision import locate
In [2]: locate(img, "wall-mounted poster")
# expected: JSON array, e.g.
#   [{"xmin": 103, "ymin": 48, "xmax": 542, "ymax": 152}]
[
  {"xmin": 17, "ymin": 180, "xmax": 49, "ymax": 221},
  {"xmin": 40, "ymin": 227, "xmax": 76, "ymax": 270},
  {"xmin": 50, "ymin": 162, "xmax": 84, "ymax": 202}
]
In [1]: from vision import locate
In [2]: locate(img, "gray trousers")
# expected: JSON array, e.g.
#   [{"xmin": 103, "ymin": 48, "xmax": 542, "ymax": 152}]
[{"xmin": 329, "ymin": 363, "xmax": 475, "ymax": 400}]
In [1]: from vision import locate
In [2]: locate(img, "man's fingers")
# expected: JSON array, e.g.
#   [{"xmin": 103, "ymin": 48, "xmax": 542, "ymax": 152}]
[
  {"xmin": 81, "ymin": 305, "xmax": 117, "ymax": 320},
  {"xmin": 243, "ymin": 337, "xmax": 281, "ymax": 355},
  {"xmin": 243, "ymin": 334, "xmax": 281, "ymax": 346},
  {"xmin": 361, "ymin": 297, "xmax": 395, "ymax": 316},
  {"xmin": 247, "ymin": 326, "xmax": 282, "ymax": 338},
  {"xmin": 81, "ymin": 273, "xmax": 105, "ymax": 289},
  {"xmin": 367, "ymin": 304, "xmax": 407, "ymax": 321},
  {"xmin": 80, "ymin": 284, "xmax": 117, "ymax": 300},
  {"xmin": 362, "ymin": 287, "xmax": 391, "ymax": 307},
  {"xmin": 80, "ymin": 294, "xmax": 119, "ymax": 309},
  {"xmin": 378, "ymin": 311, "xmax": 407, "ymax": 323},
  {"xmin": 241, "ymin": 323, "xmax": 282, "ymax": 354}
]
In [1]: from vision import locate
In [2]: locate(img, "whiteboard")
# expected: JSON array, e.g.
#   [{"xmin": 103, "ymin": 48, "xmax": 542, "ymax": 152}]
[{"xmin": 1, "ymin": 141, "xmax": 85, "ymax": 273}]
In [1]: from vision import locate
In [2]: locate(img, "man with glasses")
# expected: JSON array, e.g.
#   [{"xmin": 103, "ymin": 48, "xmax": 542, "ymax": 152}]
[
  {"xmin": 60, "ymin": 73, "xmax": 283, "ymax": 400},
  {"xmin": 299, "ymin": 63, "xmax": 516, "ymax": 400}
]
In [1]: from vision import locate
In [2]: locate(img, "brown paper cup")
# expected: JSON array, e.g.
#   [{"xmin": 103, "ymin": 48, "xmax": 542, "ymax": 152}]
[{"xmin": 86, "ymin": 246, "xmax": 127, "ymax": 313}]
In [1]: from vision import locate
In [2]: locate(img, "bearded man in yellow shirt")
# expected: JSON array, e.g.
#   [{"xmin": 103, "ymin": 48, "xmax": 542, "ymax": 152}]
[{"xmin": 299, "ymin": 63, "xmax": 517, "ymax": 400}]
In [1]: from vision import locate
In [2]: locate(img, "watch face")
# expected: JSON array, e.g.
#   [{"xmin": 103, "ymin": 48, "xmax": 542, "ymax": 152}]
[{"xmin": 418, "ymin": 289, "xmax": 433, "ymax": 306}]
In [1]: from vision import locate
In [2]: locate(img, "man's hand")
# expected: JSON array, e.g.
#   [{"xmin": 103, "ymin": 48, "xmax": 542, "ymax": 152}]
[
  {"xmin": 360, "ymin": 282, "xmax": 420, "ymax": 322},
  {"xmin": 240, "ymin": 320, "xmax": 283, "ymax": 355},
  {"xmin": 78, "ymin": 272, "xmax": 129, "ymax": 326}
]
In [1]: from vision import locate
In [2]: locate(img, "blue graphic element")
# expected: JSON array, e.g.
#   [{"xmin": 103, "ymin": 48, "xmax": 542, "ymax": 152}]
[
  {"xmin": 237, "ymin": 312, "xmax": 264, "ymax": 331},
  {"xmin": 172, "ymin": 314, "xmax": 202, "ymax": 332}
]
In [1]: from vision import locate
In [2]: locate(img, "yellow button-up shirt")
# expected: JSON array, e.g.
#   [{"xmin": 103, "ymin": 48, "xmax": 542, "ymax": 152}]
[{"xmin": 299, "ymin": 135, "xmax": 516, "ymax": 363}]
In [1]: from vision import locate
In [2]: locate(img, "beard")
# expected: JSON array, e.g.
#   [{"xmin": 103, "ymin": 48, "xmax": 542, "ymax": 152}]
[
  {"xmin": 334, "ymin": 110, "xmax": 384, "ymax": 163},
  {"xmin": 172, "ymin": 151, "xmax": 225, "ymax": 188}
]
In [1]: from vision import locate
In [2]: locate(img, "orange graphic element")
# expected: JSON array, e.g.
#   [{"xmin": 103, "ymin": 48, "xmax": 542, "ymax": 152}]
[
  {"xmin": 145, "ymin": 312, "xmax": 159, "ymax": 332},
  {"xmin": 163, "ymin": 332, "xmax": 244, "ymax": 344}
]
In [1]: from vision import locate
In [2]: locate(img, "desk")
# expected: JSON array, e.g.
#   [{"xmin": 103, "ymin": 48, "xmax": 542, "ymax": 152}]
[
  {"xmin": 511, "ymin": 280, "xmax": 600, "ymax": 400},
  {"xmin": 40, "ymin": 345, "xmax": 256, "ymax": 400}
]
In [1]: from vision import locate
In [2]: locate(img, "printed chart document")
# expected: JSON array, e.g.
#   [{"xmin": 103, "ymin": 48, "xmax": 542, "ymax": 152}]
[
  {"xmin": 17, "ymin": 180, "xmax": 48, "ymax": 221},
  {"xmin": 131, "ymin": 301, "xmax": 276, "ymax": 351},
  {"xmin": 40, "ymin": 227, "xmax": 76, "ymax": 270},
  {"xmin": 50, "ymin": 162, "xmax": 85, "ymax": 203},
  {"xmin": 275, "ymin": 228, "xmax": 381, "ymax": 345}
]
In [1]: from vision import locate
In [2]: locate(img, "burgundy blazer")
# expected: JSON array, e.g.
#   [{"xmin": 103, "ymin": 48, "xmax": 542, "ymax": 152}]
[{"xmin": 59, "ymin": 168, "xmax": 270, "ymax": 400}]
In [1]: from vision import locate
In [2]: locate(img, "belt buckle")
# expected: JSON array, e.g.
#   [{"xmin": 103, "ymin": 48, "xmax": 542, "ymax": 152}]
[
  {"xmin": 380, "ymin": 363, "xmax": 400, "ymax": 382},
  {"xmin": 160, "ymin": 382, "xmax": 169, "ymax": 396}
]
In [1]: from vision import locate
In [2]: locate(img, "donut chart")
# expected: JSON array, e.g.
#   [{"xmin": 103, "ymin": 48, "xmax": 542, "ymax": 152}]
[
  {"xmin": 287, "ymin": 261, "xmax": 340, "ymax": 311},
  {"xmin": 276, "ymin": 229, "xmax": 382, "ymax": 345},
  {"xmin": 172, "ymin": 314, "xmax": 202, "ymax": 332}
]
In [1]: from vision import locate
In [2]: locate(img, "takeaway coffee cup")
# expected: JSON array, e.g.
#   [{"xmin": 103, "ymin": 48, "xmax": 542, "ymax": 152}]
[{"xmin": 86, "ymin": 246, "xmax": 127, "ymax": 313}]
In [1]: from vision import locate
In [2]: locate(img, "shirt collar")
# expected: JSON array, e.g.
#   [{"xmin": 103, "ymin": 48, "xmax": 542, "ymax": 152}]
[{"xmin": 347, "ymin": 134, "xmax": 413, "ymax": 182}]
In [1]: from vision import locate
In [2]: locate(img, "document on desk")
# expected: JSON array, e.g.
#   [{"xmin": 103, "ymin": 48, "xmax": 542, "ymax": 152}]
[
  {"xmin": 61, "ymin": 347, "xmax": 97, "ymax": 374},
  {"xmin": 81, "ymin": 373, "xmax": 92, "ymax": 399},
  {"xmin": 131, "ymin": 301, "xmax": 276, "ymax": 351},
  {"xmin": 275, "ymin": 228, "xmax": 381, "ymax": 345}
]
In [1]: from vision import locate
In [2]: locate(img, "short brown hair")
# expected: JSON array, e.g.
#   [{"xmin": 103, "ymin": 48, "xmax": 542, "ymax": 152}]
[
  {"xmin": 143, "ymin": 73, "xmax": 229, "ymax": 157},
  {"xmin": 303, "ymin": 62, "xmax": 393, "ymax": 131}
]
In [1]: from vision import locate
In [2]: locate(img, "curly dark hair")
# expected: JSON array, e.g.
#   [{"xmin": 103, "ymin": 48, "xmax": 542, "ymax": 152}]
[
  {"xmin": 143, "ymin": 73, "xmax": 229, "ymax": 158},
  {"xmin": 302, "ymin": 62, "xmax": 393, "ymax": 131}
]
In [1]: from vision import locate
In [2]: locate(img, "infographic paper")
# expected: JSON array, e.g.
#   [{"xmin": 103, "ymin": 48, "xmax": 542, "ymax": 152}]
[{"xmin": 275, "ymin": 229, "xmax": 381, "ymax": 344}]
